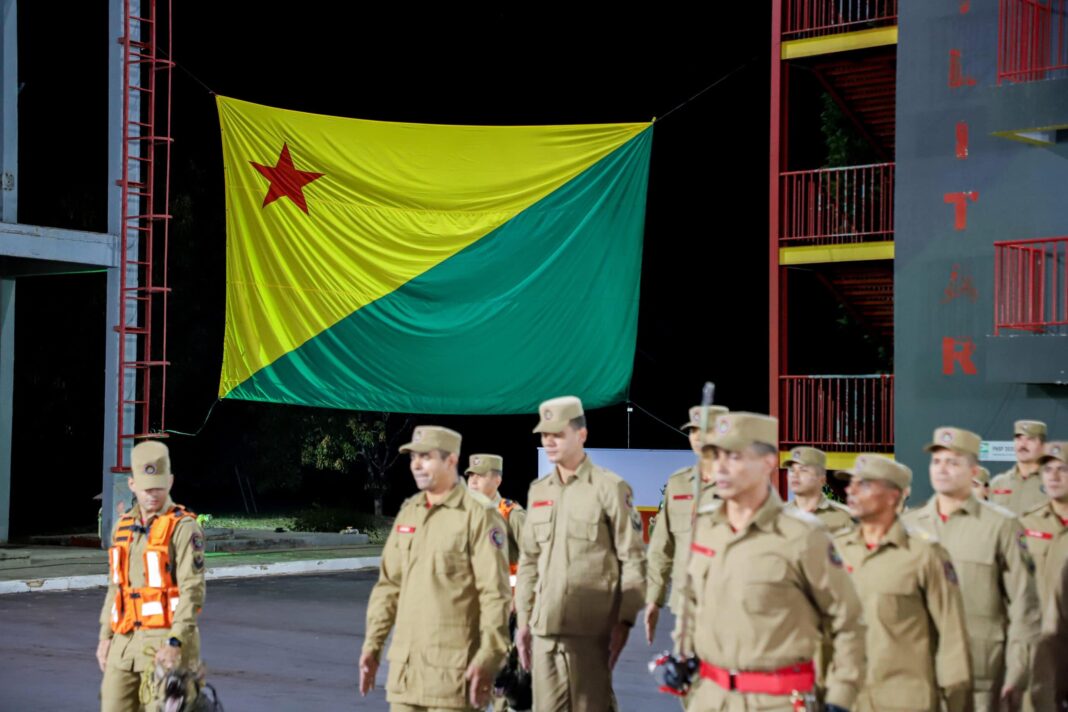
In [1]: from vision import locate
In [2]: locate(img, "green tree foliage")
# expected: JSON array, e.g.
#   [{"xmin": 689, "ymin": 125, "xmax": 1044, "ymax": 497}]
[{"xmin": 300, "ymin": 412, "xmax": 409, "ymax": 515}]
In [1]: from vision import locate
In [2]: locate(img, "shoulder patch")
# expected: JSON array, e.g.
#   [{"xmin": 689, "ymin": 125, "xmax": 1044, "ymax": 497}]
[
  {"xmin": 630, "ymin": 510, "xmax": 642, "ymax": 531},
  {"xmin": 828, "ymin": 543, "xmax": 844, "ymax": 568},
  {"xmin": 943, "ymin": 560, "xmax": 959, "ymax": 585},
  {"xmin": 190, "ymin": 532, "xmax": 205, "ymax": 551},
  {"xmin": 193, "ymin": 553, "xmax": 205, "ymax": 571},
  {"xmin": 489, "ymin": 527, "xmax": 505, "ymax": 549}
]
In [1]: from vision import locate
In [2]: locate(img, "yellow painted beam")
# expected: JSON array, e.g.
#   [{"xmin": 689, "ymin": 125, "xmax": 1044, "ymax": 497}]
[
  {"xmin": 782, "ymin": 26, "xmax": 898, "ymax": 60},
  {"xmin": 992, "ymin": 123, "xmax": 1068, "ymax": 147},
  {"xmin": 780, "ymin": 451, "xmax": 895, "ymax": 471},
  {"xmin": 780, "ymin": 240, "xmax": 894, "ymax": 265}
]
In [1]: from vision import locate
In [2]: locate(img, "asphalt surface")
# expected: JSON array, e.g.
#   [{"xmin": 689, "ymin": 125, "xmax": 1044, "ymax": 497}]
[{"xmin": 0, "ymin": 570, "xmax": 682, "ymax": 711}]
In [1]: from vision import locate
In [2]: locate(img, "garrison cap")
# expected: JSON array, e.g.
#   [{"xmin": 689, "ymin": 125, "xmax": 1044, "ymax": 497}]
[
  {"xmin": 681, "ymin": 405, "xmax": 729, "ymax": 431},
  {"xmin": 130, "ymin": 440, "xmax": 172, "ymax": 489},
  {"xmin": 924, "ymin": 426, "xmax": 981, "ymax": 458},
  {"xmin": 705, "ymin": 412, "xmax": 778, "ymax": 452},
  {"xmin": 399, "ymin": 425, "xmax": 462, "ymax": 455},
  {"xmin": 783, "ymin": 446, "xmax": 826, "ymax": 469},
  {"xmin": 465, "ymin": 453, "xmax": 503, "ymax": 476},
  {"xmin": 973, "ymin": 466, "xmax": 991, "ymax": 485},
  {"xmin": 839, "ymin": 453, "xmax": 911, "ymax": 490},
  {"xmin": 1038, "ymin": 441, "xmax": 1068, "ymax": 465},
  {"xmin": 533, "ymin": 396, "xmax": 584, "ymax": 434},
  {"xmin": 1015, "ymin": 420, "xmax": 1047, "ymax": 438}
]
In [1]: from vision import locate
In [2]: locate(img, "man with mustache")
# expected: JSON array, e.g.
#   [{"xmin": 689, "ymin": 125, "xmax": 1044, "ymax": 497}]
[{"xmin": 990, "ymin": 420, "xmax": 1048, "ymax": 514}]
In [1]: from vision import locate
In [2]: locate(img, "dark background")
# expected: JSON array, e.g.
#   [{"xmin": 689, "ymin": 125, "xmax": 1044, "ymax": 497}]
[{"xmin": 9, "ymin": 5, "xmax": 794, "ymax": 535}]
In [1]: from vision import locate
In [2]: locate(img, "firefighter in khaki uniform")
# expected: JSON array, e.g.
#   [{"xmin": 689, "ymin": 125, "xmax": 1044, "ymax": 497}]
[
  {"xmin": 466, "ymin": 454, "xmax": 526, "ymax": 591},
  {"xmin": 675, "ymin": 412, "xmax": 866, "ymax": 712},
  {"xmin": 515, "ymin": 396, "xmax": 646, "ymax": 712},
  {"xmin": 784, "ymin": 447, "xmax": 854, "ymax": 533},
  {"xmin": 97, "ymin": 440, "xmax": 207, "ymax": 712},
  {"xmin": 1023, "ymin": 441, "xmax": 1068, "ymax": 711},
  {"xmin": 465, "ymin": 453, "xmax": 529, "ymax": 712},
  {"xmin": 359, "ymin": 426, "xmax": 511, "ymax": 712},
  {"xmin": 902, "ymin": 427, "xmax": 1041, "ymax": 712},
  {"xmin": 836, "ymin": 454, "xmax": 972, "ymax": 711},
  {"xmin": 990, "ymin": 420, "xmax": 1048, "ymax": 514},
  {"xmin": 1033, "ymin": 555, "xmax": 1068, "ymax": 709},
  {"xmin": 643, "ymin": 405, "xmax": 726, "ymax": 645}
]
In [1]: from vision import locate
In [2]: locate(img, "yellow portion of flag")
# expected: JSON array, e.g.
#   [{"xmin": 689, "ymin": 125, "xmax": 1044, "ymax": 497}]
[{"xmin": 217, "ymin": 96, "xmax": 650, "ymax": 396}]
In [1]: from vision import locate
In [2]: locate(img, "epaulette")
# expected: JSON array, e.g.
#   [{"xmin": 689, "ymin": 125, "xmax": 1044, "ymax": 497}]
[{"xmin": 696, "ymin": 499, "xmax": 724, "ymax": 515}]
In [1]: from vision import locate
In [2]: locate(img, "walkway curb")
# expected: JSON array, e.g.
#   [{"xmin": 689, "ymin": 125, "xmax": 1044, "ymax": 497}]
[{"xmin": 0, "ymin": 556, "xmax": 382, "ymax": 595}]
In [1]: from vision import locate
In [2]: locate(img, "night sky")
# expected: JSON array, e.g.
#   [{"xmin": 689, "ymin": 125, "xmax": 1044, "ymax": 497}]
[{"xmin": 10, "ymin": 4, "xmax": 778, "ymax": 535}]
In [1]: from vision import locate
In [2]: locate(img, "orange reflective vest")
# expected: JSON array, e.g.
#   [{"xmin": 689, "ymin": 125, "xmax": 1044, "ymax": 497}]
[
  {"xmin": 108, "ymin": 505, "xmax": 195, "ymax": 634},
  {"xmin": 497, "ymin": 498, "xmax": 520, "ymax": 583}
]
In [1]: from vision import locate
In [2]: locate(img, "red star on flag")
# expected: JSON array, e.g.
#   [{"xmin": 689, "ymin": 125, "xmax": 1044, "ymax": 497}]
[{"xmin": 250, "ymin": 143, "xmax": 324, "ymax": 214}]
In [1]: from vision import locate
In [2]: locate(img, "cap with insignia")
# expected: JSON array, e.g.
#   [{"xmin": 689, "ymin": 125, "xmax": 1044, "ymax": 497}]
[
  {"xmin": 532, "ymin": 396, "xmax": 584, "ymax": 434},
  {"xmin": 837, "ymin": 453, "xmax": 911, "ymax": 490},
  {"xmin": 681, "ymin": 405, "xmax": 729, "ymax": 432},
  {"xmin": 465, "ymin": 453, "xmax": 503, "ymax": 476},
  {"xmin": 1038, "ymin": 441, "xmax": 1068, "ymax": 465},
  {"xmin": 705, "ymin": 412, "xmax": 778, "ymax": 452},
  {"xmin": 1015, "ymin": 420, "xmax": 1047, "ymax": 438},
  {"xmin": 399, "ymin": 425, "xmax": 462, "ymax": 455},
  {"xmin": 924, "ymin": 426, "xmax": 981, "ymax": 458},
  {"xmin": 783, "ymin": 446, "xmax": 826, "ymax": 469},
  {"xmin": 130, "ymin": 440, "xmax": 172, "ymax": 489},
  {"xmin": 973, "ymin": 466, "xmax": 991, "ymax": 485}
]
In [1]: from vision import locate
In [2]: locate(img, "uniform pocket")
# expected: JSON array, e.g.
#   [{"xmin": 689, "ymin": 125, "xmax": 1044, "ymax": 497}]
[
  {"xmin": 668, "ymin": 503, "xmax": 693, "ymax": 533},
  {"xmin": 417, "ymin": 647, "xmax": 469, "ymax": 702},
  {"xmin": 741, "ymin": 556, "xmax": 788, "ymax": 613},
  {"xmin": 567, "ymin": 516, "xmax": 598, "ymax": 541},
  {"xmin": 532, "ymin": 522, "xmax": 552, "ymax": 543},
  {"xmin": 386, "ymin": 644, "xmax": 410, "ymax": 694},
  {"xmin": 433, "ymin": 551, "xmax": 469, "ymax": 578}
]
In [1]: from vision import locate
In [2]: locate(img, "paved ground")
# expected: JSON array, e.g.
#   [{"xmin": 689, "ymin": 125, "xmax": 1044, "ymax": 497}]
[{"xmin": 0, "ymin": 570, "xmax": 682, "ymax": 711}]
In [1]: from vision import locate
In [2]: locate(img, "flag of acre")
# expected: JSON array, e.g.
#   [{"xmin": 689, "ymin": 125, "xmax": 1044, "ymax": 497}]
[{"xmin": 217, "ymin": 96, "xmax": 653, "ymax": 414}]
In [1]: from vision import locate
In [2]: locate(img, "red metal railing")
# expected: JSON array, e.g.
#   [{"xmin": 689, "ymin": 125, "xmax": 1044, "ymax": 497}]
[
  {"xmin": 780, "ymin": 163, "xmax": 894, "ymax": 246},
  {"xmin": 999, "ymin": 0, "xmax": 1068, "ymax": 83},
  {"xmin": 783, "ymin": 0, "xmax": 898, "ymax": 40},
  {"xmin": 994, "ymin": 237, "xmax": 1068, "ymax": 335},
  {"xmin": 780, "ymin": 374, "xmax": 895, "ymax": 450}
]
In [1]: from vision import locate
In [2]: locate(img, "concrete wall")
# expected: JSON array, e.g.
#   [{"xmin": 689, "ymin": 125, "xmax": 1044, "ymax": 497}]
[{"xmin": 896, "ymin": 2, "xmax": 1068, "ymax": 499}]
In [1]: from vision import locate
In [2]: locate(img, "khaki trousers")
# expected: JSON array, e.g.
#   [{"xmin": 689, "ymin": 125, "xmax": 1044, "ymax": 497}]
[{"xmin": 531, "ymin": 634, "xmax": 616, "ymax": 712}]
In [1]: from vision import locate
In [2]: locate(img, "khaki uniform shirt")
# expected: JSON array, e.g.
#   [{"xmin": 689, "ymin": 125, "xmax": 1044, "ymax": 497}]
[
  {"xmin": 990, "ymin": 465, "xmax": 1046, "ymax": 515},
  {"xmin": 363, "ymin": 484, "xmax": 510, "ymax": 709},
  {"xmin": 645, "ymin": 465, "xmax": 716, "ymax": 612},
  {"xmin": 835, "ymin": 520, "xmax": 972, "ymax": 711},
  {"xmin": 786, "ymin": 495, "xmax": 855, "ymax": 534},
  {"xmin": 901, "ymin": 496, "xmax": 1041, "ymax": 690},
  {"xmin": 1020, "ymin": 501, "xmax": 1068, "ymax": 607},
  {"xmin": 493, "ymin": 493, "xmax": 526, "ymax": 572},
  {"xmin": 516, "ymin": 456, "xmax": 646, "ymax": 637},
  {"xmin": 98, "ymin": 498, "xmax": 206, "ymax": 672},
  {"xmin": 676, "ymin": 489, "xmax": 866, "ymax": 709},
  {"xmin": 1033, "ymin": 557, "xmax": 1068, "ymax": 709}
]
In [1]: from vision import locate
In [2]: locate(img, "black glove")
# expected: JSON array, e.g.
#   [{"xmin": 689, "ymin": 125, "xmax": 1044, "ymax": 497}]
[{"xmin": 825, "ymin": 705, "xmax": 849, "ymax": 712}]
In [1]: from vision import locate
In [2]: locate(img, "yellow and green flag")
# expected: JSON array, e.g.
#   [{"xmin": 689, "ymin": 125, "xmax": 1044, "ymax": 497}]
[{"xmin": 217, "ymin": 96, "xmax": 652, "ymax": 414}]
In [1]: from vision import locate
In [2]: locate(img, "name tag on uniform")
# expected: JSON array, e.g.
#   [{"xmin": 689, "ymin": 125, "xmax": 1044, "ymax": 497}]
[
  {"xmin": 672, "ymin": 494, "xmax": 694, "ymax": 501},
  {"xmin": 1025, "ymin": 529, "xmax": 1053, "ymax": 540},
  {"xmin": 396, "ymin": 525, "xmax": 416, "ymax": 534},
  {"xmin": 690, "ymin": 542, "xmax": 716, "ymax": 558},
  {"xmin": 993, "ymin": 489, "xmax": 1013, "ymax": 495},
  {"xmin": 532, "ymin": 500, "xmax": 554, "ymax": 508}
]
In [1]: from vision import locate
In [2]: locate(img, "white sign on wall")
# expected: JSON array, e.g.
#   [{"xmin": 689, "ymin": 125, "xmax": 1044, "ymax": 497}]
[
  {"xmin": 979, "ymin": 441, "xmax": 1016, "ymax": 462},
  {"xmin": 536, "ymin": 447, "xmax": 695, "ymax": 508}
]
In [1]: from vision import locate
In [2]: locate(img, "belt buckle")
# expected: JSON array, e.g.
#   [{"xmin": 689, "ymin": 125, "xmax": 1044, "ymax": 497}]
[{"xmin": 728, "ymin": 669, "xmax": 738, "ymax": 691}]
